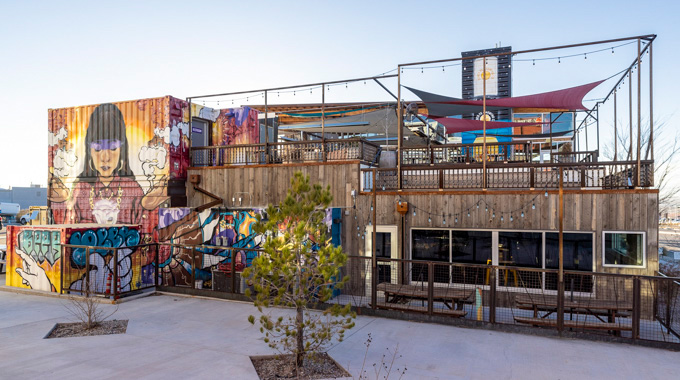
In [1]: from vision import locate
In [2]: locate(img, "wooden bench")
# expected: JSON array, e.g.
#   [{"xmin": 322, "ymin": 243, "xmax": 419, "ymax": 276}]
[
  {"xmin": 514, "ymin": 316, "xmax": 632, "ymax": 331},
  {"xmin": 376, "ymin": 302, "xmax": 467, "ymax": 317},
  {"xmin": 377, "ymin": 283, "xmax": 473, "ymax": 311}
]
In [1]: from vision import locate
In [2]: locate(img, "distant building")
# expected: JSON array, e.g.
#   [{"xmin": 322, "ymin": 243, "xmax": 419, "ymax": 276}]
[{"xmin": 0, "ymin": 185, "xmax": 47, "ymax": 210}]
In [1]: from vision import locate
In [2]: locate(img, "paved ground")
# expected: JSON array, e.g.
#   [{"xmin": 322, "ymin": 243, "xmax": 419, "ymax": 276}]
[{"xmin": 0, "ymin": 289, "xmax": 678, "ymax": 379}]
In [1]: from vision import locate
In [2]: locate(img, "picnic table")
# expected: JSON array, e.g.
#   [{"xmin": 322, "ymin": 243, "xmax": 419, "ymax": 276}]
[
  {"xmin": 376, "ymin": 283, "xmax": 473, "ymax": 317},
  {"xmin": 514, "ymin": 293, "xmax": 633, "ymax": 333}
]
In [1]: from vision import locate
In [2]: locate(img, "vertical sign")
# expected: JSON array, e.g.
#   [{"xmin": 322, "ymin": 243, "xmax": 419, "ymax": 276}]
[{"xmin": 474, "ymin": 57, "xmax": 498, "ymax": 97}]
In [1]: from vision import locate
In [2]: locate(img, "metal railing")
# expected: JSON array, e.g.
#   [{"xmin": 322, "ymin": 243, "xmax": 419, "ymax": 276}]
[
  {"xmin": 402, "ymin": 142, "xmax": 532, "ymax": 165},
  {"xmin": 552, "ymin": 150, "xmax": 599, "ymax": 163},
  {"xmin": 361, "ymin": 160, "xmax": 654, "ymax": 191},
  {"xmin": 190, "ymin": 138, "xmax": 380, "ymax": 167},
  {"xmin": 333, "ymin": 256, "xmax": 680, "ymax": 346}
]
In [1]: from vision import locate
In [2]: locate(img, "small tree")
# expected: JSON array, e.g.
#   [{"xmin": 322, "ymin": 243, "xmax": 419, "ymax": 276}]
[
  {"xmin": 244, "ymin": 172, "xmax": 355, "ymax": 367},
  {"xmin": 65, "ymin": 277, "xmax": 118, "ymax": 329}
]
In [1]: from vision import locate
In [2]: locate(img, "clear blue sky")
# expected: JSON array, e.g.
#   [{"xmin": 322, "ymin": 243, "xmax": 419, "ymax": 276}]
[{"xmin": 0, "ymin": 0, "xmax": 678, "ymax": 189}]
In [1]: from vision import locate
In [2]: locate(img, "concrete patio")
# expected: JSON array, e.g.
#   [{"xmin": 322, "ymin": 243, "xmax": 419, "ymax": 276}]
[{"xmin": 0, "ymin": 288, "xmax": 677, "ymax": 379}]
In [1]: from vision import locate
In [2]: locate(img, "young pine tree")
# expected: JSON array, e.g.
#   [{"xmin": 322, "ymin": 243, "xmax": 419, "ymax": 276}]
[{"xmin": 244, "ymin": 171, "xmax": 355, "ymax": 367}]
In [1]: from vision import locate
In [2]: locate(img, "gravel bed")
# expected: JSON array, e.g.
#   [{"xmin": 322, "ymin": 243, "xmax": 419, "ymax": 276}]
[
  {"xmin": 250, "ymin": 353, "xmax": 349, "ymax": 379},
  {"xmin": 45, "ymin": 320, "xmax": 128, "ymax": 339}
]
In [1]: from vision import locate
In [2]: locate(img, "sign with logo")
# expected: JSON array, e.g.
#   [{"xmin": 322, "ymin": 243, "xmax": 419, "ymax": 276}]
[
  {"xmin": 191, "ymin": 126, "xmax": 203, "ymax": 134},
  {"xmin": 473, "ymin": 57, "xmax": 498, "ymax": 97}
]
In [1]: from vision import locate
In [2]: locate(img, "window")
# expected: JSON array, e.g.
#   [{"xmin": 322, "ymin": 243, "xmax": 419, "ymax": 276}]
[
  {"xmin": 603, "ymin": 232, "xmax": 645, "ymax": 267},
  {"xmin": 411, "ymin": 229, "xmax": 449, "ymax": 283},
  {"xmin": 451, "ymin": 231, "xmax": 492, "ymax": 285},
  {"xmin": 375, "ymin": 232, "xmax": 392, "ymax": 283},
  {"xmin": 545, "ymin": 233, "xmax": 593, "ymax": 291},
  {"xmin": 498, "ymin": 232, "xmax": 542, "ymax": 288}
]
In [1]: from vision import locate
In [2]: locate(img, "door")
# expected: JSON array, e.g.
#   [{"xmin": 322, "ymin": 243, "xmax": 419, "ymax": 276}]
[
  {"xmin": 191, "ymin": 119, "xmax": 210, "ymax": 166},
  {"xmin": 365, "ymin": 226, "xmax": 399, "ymax": 296}
]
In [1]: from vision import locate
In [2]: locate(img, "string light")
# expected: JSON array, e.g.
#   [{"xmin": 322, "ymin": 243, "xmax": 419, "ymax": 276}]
[
  {"xmin": 533, "ymin": 60, "xmax": 535, "ymax": 66},
  {"xmin": 558, "ymin": 57, "xmax": 561, "ymax": 64},
  {"xmin": 501, "ymin": 216, "xmax": 504, "ymax": 222},
  {"xmin": 428, "ymin": 217, "xmax": 432, "ymax": 223},
  {"xmin": 545, "ymin": 191, "xmax": 549, "ymax": 197},
  {"xmin": 532, "ymin": 203, "xmax": 536, "ymax": 209},
  {"xmin": 584, "ymin": 53, "xmax": 587, "ymax": 60},
  {"xmin": 521, "ymin": 211, "xmax": 525, "ymax": 218}
]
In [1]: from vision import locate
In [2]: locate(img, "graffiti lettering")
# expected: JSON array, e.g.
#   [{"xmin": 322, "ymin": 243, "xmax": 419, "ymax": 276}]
[{"xmin": 17, "ymin": 230, "xmax": 61, "ymax": 266}]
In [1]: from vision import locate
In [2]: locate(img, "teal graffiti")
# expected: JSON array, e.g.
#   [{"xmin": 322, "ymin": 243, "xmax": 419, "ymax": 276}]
[{"xmin": 17, "ymin": 230, "xmax": 61, "ymax": 265}]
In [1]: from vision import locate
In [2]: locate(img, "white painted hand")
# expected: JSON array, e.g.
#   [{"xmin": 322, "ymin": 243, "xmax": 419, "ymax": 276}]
[{"xmin": 15, "ymin": 248, "xmax": 52, "ymax": 292}]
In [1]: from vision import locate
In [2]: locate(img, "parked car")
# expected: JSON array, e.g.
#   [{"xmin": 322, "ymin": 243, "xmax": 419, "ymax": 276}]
[{"xmin": 20, "ymin": 209, "xmax": 40, "ymax": 225}]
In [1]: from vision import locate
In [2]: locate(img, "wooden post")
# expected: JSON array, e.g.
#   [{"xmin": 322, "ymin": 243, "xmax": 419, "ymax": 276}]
[
  {"xmin": 112, "ymin": 248, "xmax": 118, "ymax": 299},
  {"xmin": 264, "ymin": 90, "xmax": 270, "ymax": 164},
  {"xmin": 632, "ymin": 277, "xmax": 641, "ymax": 339},
  {"xmin": 649, "ymin": 42, "xmax": 654, "ymax": 161},
  {"xmin": 154, "ymin": 243, "xmax": 159, "ymax": 287},
  {"xmin": 371, "ymin": 169, "xmax": 377, "ymax": 308},
  {"xmin": 191, "ymin": 246, "xmax": 196, "ymax": 290},
  {"xmin": 85, "ymin": 247, "xmax": 90, "ymax": 295},
  {"xmin": 231, "ymin": 248, "xmax": 237, "ymax": 293},
  {"xmin": 614, "ymin": 90, "xmax": 618, "ymax": 161},
  {"xmin": 557, "ymin": 167, "xmax": 565, "ymax": 334}
]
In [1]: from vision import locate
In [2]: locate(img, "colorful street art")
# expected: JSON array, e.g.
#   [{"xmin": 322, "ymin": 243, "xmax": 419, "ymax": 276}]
[
  {"xmin": 157, "ymin": 207, "xmax": 264, "ymax": 287},
  {"xmin": 48, "ymin": 97, "xmax": 191, "ymax": 238},
  {"xmin": 6, "ymin": 227, "xmax": 62, "ymax": 292},
  {"xmin": 5, "ymin": 224, "xmax": 147, "ymax": 294},
  {"xmin": 213, "ymin": 106, "xmax": 260, "ymax": 146}
]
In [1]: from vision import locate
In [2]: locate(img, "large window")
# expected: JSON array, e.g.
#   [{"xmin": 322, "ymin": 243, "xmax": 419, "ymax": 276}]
[
  {"xmin": 603, "ymin": 232, "xmax": 645, "ymax": 267},
  {"xmin": 498, "ymin": 232, "xmax": 542, "ymax": 288},
  {"xmin": 451, "ymin": 231, "xmax": 492, "ymax": 285},
  {"xmin": 545, "ymin": 233, "xmax": 593, "ymax": 291},
  {"xmin": 411, "ymin": 230, "xmax": 449, "ymax": 283}
]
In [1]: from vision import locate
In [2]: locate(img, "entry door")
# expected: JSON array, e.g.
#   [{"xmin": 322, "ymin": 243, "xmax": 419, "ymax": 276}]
[
  {"xmin": 365, "ymin": 226, "xmax": 399, "ymax": 295},
  {"xmin": 191, "ymin": 119, "xmax": 210, "ymax": 166}
]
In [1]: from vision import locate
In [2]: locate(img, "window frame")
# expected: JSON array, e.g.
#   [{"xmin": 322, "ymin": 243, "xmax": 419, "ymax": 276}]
[
  {"xmin": 409, "ymin": 227, "xmax": 596, "ymax": 295},
  {"xmin": 601, "ymin": 230, "xmax": 646, "ymax": 269}
]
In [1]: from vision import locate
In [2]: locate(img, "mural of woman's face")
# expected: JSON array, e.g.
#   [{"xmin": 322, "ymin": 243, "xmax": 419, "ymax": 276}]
[{"xmin": 90, "ymin": 139, "xmax": 121, "ymax": 180}]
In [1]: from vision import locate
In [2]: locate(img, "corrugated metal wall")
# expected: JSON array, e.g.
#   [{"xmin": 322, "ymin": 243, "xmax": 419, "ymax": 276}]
[{"xmin": 48, "ymin": 96, "xmax": 190, "ymax": 237}]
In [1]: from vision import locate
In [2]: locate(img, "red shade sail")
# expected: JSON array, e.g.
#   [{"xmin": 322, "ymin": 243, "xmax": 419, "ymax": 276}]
[
  {"xmin": 428, "ymin": 116, "xmax": 547, "ymax": 134},
  {"xmin": 437, "ymin": 80, "xmax": 604, "ymax": 111}
]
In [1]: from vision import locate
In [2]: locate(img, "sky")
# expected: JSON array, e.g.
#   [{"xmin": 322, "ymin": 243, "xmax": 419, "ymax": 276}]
[{"xmin": 0, "ymin": 0, "xmax": 678, "ymax": 194}]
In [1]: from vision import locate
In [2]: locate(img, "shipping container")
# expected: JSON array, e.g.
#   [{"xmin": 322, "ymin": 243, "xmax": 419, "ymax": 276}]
[{"xmin": 5, "ymin": 224, "xmax": 146, "ymax": 294}]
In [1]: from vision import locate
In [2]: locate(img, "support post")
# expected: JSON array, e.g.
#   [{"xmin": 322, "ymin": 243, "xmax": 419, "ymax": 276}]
[
  {"xmin": 649, "ymin": 42, "xmax": 654, "ymax": 161},
  {"xmin": 557, "ymin": 167, "xmax": 565, "ymax": 335},
  {"xmin": 427, "ymin": 262, "xmax": 434, "ymax": 315},
  {"xmin": 482, "ymin": 57, "xmax": 487, "ymax": 189},
  {"xmin": 264, "ymin": 90, "xmax": 270, "ymax": 164},
  {"xmin": 489, "ymin": 268, "xmax": 496, "ymax": 324},
  {"xmin": 322, "ymin": 84, "xmax": 326, "ymax": 162},
  {"xmin": 155, "ymin": 243, "xmax": 159, "ymax": 287},
  {"xmin": 371, "ymin": 169, "xmax": 377, "ymax": 308},
  {"xmin": 85, "ymin": 247, "xmax": 90, "ymax": 296},
  {"xmin": 629, "ymin": 68, "xmax": 633, "ymax": 161},
  {"xmin": 191, "ymin": 247, "xmax": 196, "ymax": 290},
  {"xmin": 636, "ymin": 38, "xmax": 642, "ymax": 187},
  {"xmin": 231, "ymin": 248, "xmax": 237, "ymax": 293},
  {"xmin": 596, "ymin": 103, "xmax": 600, "ymax": 154},
  {"xmin": 397, "ymin": 68, "xmax": 403, "ymax": 190},
  {"xmin": 632, "ymin": 277, "xmax": 641, "ymax": 339},
  {"xmin": 614, "ymin": 90, "xmax": 618, "ymax": 161},
  {"xmin": 60, "ymin": 245, "xmax": 65, "ymax": 294},
  {"xmin": 112, "ymin": 248, "xmax": 118, "ymax": 299}
]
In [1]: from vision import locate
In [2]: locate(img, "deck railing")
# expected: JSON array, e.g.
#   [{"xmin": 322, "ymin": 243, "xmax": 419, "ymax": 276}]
[
  {"xmin": 402, "ymin": 142, "xmax": 532, "ymax": 165},
  {"xmin": 190, "ymin": 138, "xmax": 380, "ymax": 167},
  {"xmin": 361, "ymin": 160, "xmax": 654, "ymax": 191}
]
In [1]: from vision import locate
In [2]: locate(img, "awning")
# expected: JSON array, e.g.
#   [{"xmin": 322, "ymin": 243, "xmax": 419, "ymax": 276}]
[
  {"xmin": 428, "ymin": 116, "xmax": 547, "ymax": 134},
  {"xmin": 280, "ymin": 108, "xmax": 412, "ymax": 136},
  {"xmin": 438, "ymin": 80, "xmax": 604, "ymax": 111},
  {"xmin": 403, "ymin": 86, "xmax": 503, "ymax": 117}
]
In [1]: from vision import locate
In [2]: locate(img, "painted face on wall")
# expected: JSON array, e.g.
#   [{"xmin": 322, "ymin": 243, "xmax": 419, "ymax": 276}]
[{"xmin": 90, "ymin": 139, "xmax": 121, "ymax": 179}]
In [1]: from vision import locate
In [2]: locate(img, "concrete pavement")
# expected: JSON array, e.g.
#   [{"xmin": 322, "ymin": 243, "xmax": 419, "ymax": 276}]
[{"xmin": 0, "ymin": 290, "xmax": 678, "ymax": 379}]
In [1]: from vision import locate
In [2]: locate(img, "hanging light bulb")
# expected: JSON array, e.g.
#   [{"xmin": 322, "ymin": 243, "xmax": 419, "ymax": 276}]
[
  {"xmin": 476, "ymin": 204, "xmax": 479, "ymax": 209},
  {"xmin": 310, "ymin": 88, "xmax": 312, "ymax": 94},
  {"xmin": 558, "ymin": 57, "xmax": 561, "ymax": 64},
  {"xmin": 421, "ymin": 67, "xmax": 424, "ymax": 74},
  {"xmin": 521, "ymin": 211, "xmax": 525, "ymax": 218},
  {"xmin": 467, "ymin": 211, "xmax": 470, "ymax": 217},
  {"xmin": 545, "ymin": 191, "xmax": 549, "ymax": 197},
  {"xmin": 533, "ymin": 59, "xmax": 535, "ymax": 66},
  {"xmin": 584, "ymin": 53, "xmax": 587, "ymax": 60},
  {"xmin": 217, "ymin": 100, "xmax": 219, "ymax": 106},
  {"xmin": 362, "ymin": 235, "xmax": 365, "ymax": 239},
  {"xmin": 413, "ymin": 210, "xmax": 416, "ymax": 217},
  {"xmin": 428, "ymin": 216, "xmax": 432, "ymax": 223},
  {"xmin": 612, "ymin": 47, "xmax": 614, "ymax": 54},
  {"xmin": 501, "ymin": 216, "xmax": 504, "ymax": 222},
  {"xmin": 357, "ymin": 233, "xmax": 360, "ymax": 237},
  {"xmin": 293, "ymin": 91, "xmax": 295, "ymax": 96},
  {"xmin": 345, "ymin": 83, "xmax": 348, "ymax": 88},
  {"xmin": 455, "ymin": 217, "xmax": 458, "ymax": 223},
  {"xmin": 510, "ymin": 215, "xmax": 514, "ymax": 222},
  {"xmin": 492, "ymin": 212, "xmax": 495, "ymax": 218},
  {"xmin": 442, "ymin": 66, "xmax": 445, "ymax": 72},
  {"xmin": 532, "ymin": 203, "xmax": 536, "ymax": 210},
  {"xmin": 357, "ymin": 226, "xmax": 360, "ymax": 231},
  {"xmin": 370, "ymin": 205, "xmax": 373, "ymax": 211},
  {"xmin": 382, "ymin": 185, "xmax": 385, "ymax": 191},
  {"xmin": 508, "ymin": 63, "xmax": 511, "ymax": 68},
  {"xmin": 364, "ymin": 80, "xmax": 366, "ymax": 85},
  {"xmin": 485, "ymin": 206, "xmax": 488, "ymax": 212}
]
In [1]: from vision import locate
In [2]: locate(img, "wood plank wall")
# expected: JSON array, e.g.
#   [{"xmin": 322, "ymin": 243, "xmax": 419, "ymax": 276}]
[
  {"xmin": 351, "ymin": 191, "xmax": 659, "ymax": 277},
  {"xmin": 188, "ymin": 163, "xmax": 658, "ymax": 276}
]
